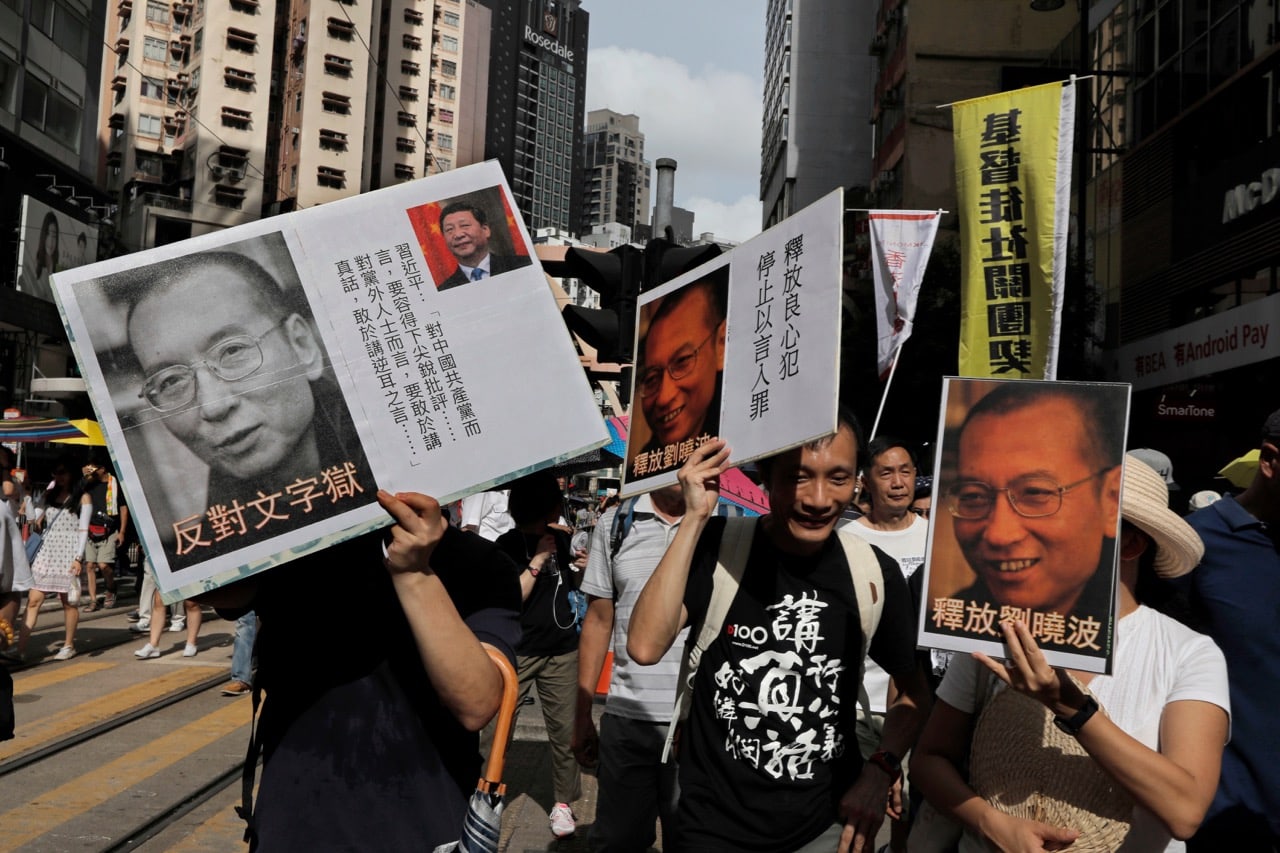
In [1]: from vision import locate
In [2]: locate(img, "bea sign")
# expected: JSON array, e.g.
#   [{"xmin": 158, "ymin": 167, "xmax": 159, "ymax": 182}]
[{"xmin": 524, "ymin": 25, "xmax": 574, "ymax": 61}]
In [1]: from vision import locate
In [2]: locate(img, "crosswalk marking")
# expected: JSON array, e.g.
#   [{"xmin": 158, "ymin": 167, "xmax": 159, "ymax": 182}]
[
  {"xmin": 0, "ymin": 701, "xmax": 249, "ymax": 847},
  {"xmin": 0, "ymin": 666, "xmax": 217, "ymax": 762},
  {"xmin": 12, "ymin": 661, "xmax": 114, "ymax": 694},
  {"xmin": 164, "ymin": 798, "xmax": 253, "ymax": 852}
]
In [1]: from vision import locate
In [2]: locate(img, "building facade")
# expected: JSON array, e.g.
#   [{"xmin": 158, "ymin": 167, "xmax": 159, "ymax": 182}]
[
  {"xmin": 580, "ymin": 108, "xmax": 650, "ymax": 236},
  {"xmin": 479, "ymin": 0, "xmax": 587, "ymax": 234}
]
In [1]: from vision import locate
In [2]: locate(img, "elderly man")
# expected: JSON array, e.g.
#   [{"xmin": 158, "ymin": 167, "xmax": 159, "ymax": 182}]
[
  {"xmin": 436, "ymin": 202, "xmax": 531, "ymax": 290},
  {"xmin": 629, "ymin": 415, "xmax": 929, "ymax": 853},
  {"xmin": 121, "ymin": 248, "xmax": 373, "ymax": 564},
  {"xmin": 939, "ymin": 383, "xmax": 1124, "ymax": 643},
  {"xmin": 1185, "ymin": 407, "xmax": 1280, "ymax": 852},
  {"xmin": 631, "ymin": 279, "xmax": 726, "ymax": 479}
]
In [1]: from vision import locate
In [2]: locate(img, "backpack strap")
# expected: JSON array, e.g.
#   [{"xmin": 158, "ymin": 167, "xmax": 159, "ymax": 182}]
[
  {"xmin": 663, "ymin": 516, "xmax": 756, "ymax": 762},
  {"xmin": 833, "ymin": 530, "xmax": 886, "ymax": 718},
  {"xmin": 609, "ymin": 497, "xmax": 641, "ymax": 560}
]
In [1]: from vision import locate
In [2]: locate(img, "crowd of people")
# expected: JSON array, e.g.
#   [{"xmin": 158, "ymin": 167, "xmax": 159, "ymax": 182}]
[{"xmin": 2, "ymin": 398, "xmax": 1277, "ymax": 853}]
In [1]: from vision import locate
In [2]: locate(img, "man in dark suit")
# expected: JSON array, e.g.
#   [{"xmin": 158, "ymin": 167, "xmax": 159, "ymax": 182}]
[{"xmin": 437, "ymin": 202, "xmax": 532, "ymax": 290}]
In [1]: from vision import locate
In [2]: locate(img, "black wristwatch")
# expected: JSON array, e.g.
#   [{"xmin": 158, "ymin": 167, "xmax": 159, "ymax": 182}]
[
  {"xmin": 1053, "ymin": 696, "xmax": 1100, "ymax": 736},
  {"xmin": 867, "ymin": 750, "xmax": 903, "ymax": 784}
]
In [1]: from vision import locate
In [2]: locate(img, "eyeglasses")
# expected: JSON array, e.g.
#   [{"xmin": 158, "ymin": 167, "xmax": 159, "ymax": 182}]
[
  {"xmin": 945, "ymin": 467, "xmax": 1114, "ymax": 520},
  {"xmin": 637, "ymin": 331, "xmax": 717, "ymax": 398},
  {"xmin": 139, "ymin": 323, "xmax": 286, "ymax": 412}
]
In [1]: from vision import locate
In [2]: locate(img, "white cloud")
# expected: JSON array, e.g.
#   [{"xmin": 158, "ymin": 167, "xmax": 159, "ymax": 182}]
[
  {"xmin": 682, "ymin": 194, "xmax": 763, "ymax": 245},
  {"xmin": 586, "ymin": 46, "xmax": 761, "ymax": 241}
]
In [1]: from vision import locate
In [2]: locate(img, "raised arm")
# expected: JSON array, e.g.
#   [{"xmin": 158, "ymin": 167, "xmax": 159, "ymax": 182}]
[
  {"xmin": 379, "ymin": 489, "xmax": 506, "ymax": 731},
  {"xmin": 627, "ymin": 439, "xmax": 730, "ymax": 665}
]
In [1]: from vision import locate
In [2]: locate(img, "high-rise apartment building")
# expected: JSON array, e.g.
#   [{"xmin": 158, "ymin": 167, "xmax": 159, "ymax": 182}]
[
  {"xmin": 580, "ymin": 109, "xmax": 649, "ymax": 236},
  {"xmin": 761, "ymin": 0, "xmax": 878, "ymax": 229},
  {"xmin": 99, "ymin": 0, "xmax": 471, "ymax": 247},
  {"xmin": 478, "ymin": 0, "xmax": 588, "ymax": 234}
]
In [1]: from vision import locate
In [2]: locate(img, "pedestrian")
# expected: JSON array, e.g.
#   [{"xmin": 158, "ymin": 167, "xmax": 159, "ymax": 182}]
[
  {"xmin": 22, "ymin": 457, "xmax": 92, "ymax": 661},
  {"xmin": 1182, "ymin": 407, "xmax": 1280, "ymax": 851},
  {"xmin": 203, "ymin": 490, "xmax": 521, "ymax": 851},
  {"xmin": 495, "ymin": 472, "xmax": 583, "ymax": 839},
  {"xmin": 134, "ymin": 566, "xmax": 203, "ymax": 659},
  {"xmin": 911, "ymin": 456, "xmax": 1229, "ymax": 852},
  {"xmin": 222, "ymin": 610, "xmax": 256, "ymax": 696},
  {"xmin": 629, "ymin": 415, "xmax": 930, "ymax": 852},
  {"xmin": 574, "ymin": 484, "xmax": 687, "ymax": 852},
  {"xmin": 79, "ymin": 454, "xmax": 127, "ymax": 612}
]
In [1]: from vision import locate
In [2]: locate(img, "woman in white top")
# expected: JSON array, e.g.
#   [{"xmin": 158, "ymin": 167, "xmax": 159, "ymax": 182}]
[
  {"xmin": 22, "ymin": 464, "xmax": 93, "ymax": 661},
  {"xmin": 911, "ymin": 456, "xmax": 1230, "ymax": 852}
]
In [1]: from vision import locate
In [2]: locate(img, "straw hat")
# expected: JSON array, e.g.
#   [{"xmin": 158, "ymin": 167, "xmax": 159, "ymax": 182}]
[
  {"xmin": 1122, "ymin": 454, "xmax": 1204, "ymax": 579},
  {"xmin": 970, "ymin": 678, "xmax": 1133, "ymax": 852}
]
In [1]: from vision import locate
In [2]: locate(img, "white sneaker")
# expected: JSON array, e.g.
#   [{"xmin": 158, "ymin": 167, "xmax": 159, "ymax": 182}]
[
  {"xmin": 549, "ymin": 803, "xmax": 575, "ymax": 838},
  {"xmin": 183, "ymin": 643, "xmax": 198, "ymax": 657},
  {"xmin": 130, "ymin": 621, "xmax": 150, "ymax": 633},
  {"xmin": 168, "ymin": 621, "xmax": 185, "ymax": 633},
  {"xmin": 135, "ymin": 643, "xmax": 160, "ymax": 659},
  {"xmin": 53, "ymin": 645, "xmax": 76, "ymax": 661}
]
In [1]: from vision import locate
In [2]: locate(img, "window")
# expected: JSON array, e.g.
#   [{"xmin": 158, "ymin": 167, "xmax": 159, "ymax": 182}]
[
  {"xmin": 324, "ymin": 54, "xmax": 353, "ymax": 77},
  {"xmin": 438, "ymin": 108, "xmax": 453, "ymax": 124},
  {"xmin": 440, "ymin": 59, "xmax": 457, "ymax": 77},
  {"xmin": 317, "ymin": 165, "xmax": 346, "ymax": 188},
  {"xmin": 146, "ymin": 0, "xmax": 167, "ymax": 22},
  {"xmin": 398, "ymin": 85, "xmax": 418, "ymax": 101},
  {"xmin": 442, "ymin": 10, "xmax": 458, "ymax": 26},
  {"xmin": 397, "ymin": 110, "xmax": 417, "ymax": 126},
  {"xmin": 214, "ymin": 185, "xmax": 246, "ymax": 208},
  {"xmin": 21, "ymin": 73, "xmax": 83, "ymax": 151},
  {"xmin": 144, "ymin": 35, "xmax": 167, "ymax": 60},
  {"xmin": 140, "ymin": 76, "xmax": 164, "ymax": 99},
  {"xmin": 401, "ymin": 60, "xmax": 420, "ymax": 76},
  {"xmin": 403, "ymin": 34, "xmax": 422, "ymax": 50},
  {"xmin": 319, "ymin": 128, "xmax": 348, "ymax": 150},
  {"xmin": 135, "ymin": 150, "xmax": 163, "ymax": 177},
  {"xmin": 434, "ymin": 157, "xmax": 452, "ymax": 171},
  {"xmin": 216, "ymin": 144, "xmax": 249, "ymax": 172},
  {"xmin": 404, "ymin": 7, "xmax": 423, "ymax": 24},
  {"xmin": 396, "ymin": 136, "xmax": 415, "ymax": 152},
  {"xmin": 224, "ymin": 67, "xmax": 255, "ymax": 90},
  {"xmin": 290, "ymin": 164, "xmax": 297, "ymax": 190},
  {"xmin": 394, "ymin": 163, "xmax": 415, "ymax": 180},
  {"xmin": 327, "ymin": 17, "xmax": 355, "ymax": 39},
  {"xmin": 31, "ymin": 0, "xmax": 91, "ymax": 61},
  {"xmin": 440, "ymin": 35, "xmax": 457, "ymax": 52},
  {"xmin": 221, "ymin": 105, "xmax": 251, "ymax": 128},
  {"xmin": 227, "ymin": 27, "xmax": 256, "ymax": 52},
  {"xmin": 137, "ymin": 113, "xmax": 162, "ymax": 135},
  {"xmin": 437, "ymin": 83, "xmax": 455, "ymax": 100},
  {"xmin": 436, "ymin": 133, "xmax": 453, "ymax": 150},
  {"xmin": 229, "ymin": 0, "xmax": 257, "ymax": 11},
  {"xmin": 322, "ymin": 91, "xmax": 351, "ymax": 114}
]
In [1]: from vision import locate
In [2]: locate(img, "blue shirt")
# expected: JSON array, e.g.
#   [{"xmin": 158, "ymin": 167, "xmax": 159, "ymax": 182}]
[{"xmin": 1186, "ymin": 494, "xmax": 1280, "ymax": 833}]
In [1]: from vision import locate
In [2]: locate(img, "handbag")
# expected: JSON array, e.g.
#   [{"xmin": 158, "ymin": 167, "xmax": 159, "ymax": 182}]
[
  {"xmin": 23, "ymin": 530, "xmax": 43, "ymax": 565},
  {"xmin": 66, "ymin": 579, "xmax": 80, "ymax": 606}
]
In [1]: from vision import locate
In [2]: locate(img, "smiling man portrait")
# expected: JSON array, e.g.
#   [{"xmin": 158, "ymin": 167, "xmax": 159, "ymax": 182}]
[
  {"xmin": 628, "ymin": 275, "xmax": 727, "ymax": 480},
  {"xmin": 934, "ymin": 381, "xmax": 1127, "ymax": 647}
]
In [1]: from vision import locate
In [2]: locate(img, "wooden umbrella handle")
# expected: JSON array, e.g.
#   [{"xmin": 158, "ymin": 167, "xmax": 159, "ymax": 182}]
[{"xmin": 478, "ymin": 643, "xmax": 519, "ymax": 787}]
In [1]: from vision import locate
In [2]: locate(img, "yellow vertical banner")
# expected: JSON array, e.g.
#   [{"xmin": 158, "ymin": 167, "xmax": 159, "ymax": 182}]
[{"xmin": 954, "ymin": 80, "xmax": 1075, "ymax": 379}]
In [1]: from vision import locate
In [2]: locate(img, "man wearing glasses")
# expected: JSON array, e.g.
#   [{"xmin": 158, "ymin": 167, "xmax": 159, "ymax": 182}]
[
  {"xmin": 939, "ymin": 384, "xmax": 1124, "ymax": 646},
  {"xmin": 121, "ymin": 248, "xmax": 373, "ymax": 565},
  {"xmin": 631, "ymin": 278, "xmax": 726, "ymax": 479}
]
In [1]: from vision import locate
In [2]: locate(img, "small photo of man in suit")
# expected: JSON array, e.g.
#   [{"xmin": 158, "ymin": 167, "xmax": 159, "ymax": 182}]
[{"xmin": 435, "ymin": 200, "xmax": 532, "ymax": 291}]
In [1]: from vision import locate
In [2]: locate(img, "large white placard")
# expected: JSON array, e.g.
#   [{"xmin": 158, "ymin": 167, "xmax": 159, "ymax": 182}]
[
  {"xmin": 52, "ymin": 162, "xmax": 608, "ymax": 602},
  {"xmin": 622, "ymin": 189, "xmax": 843, "ymax": 494}
]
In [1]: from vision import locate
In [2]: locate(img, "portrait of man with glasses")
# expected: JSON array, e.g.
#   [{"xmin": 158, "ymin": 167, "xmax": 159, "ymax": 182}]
[
  {"xmin": 924, "ymin": 379, "xmax": 1128, "ymax": 661},
  {"xmin": 86, "ymin": 233, "xmax": 374, "ymax": 570},
  {"xmin": 627, "ymin": 272, "xmax": 728, "ymax": 481}
]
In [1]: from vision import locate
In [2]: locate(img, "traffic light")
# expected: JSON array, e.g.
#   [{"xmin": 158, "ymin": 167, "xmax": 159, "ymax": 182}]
[
  {"xmin": 554, "ymin": 244, "xmax": 642, "ymax": 365},
  {"xmin": 643, "ymin": 237, "xmax": 723, "ymax": 290}
]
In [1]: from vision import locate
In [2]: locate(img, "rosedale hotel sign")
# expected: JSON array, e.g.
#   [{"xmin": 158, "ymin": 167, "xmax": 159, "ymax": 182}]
[{"xmin": 524, "ymin": 25, "xmax": 574, "ymax": 60}]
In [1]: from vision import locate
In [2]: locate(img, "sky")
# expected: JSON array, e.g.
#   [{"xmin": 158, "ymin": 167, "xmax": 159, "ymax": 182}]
[{"xmin": 583, "ymin": 2, "xmax": 766, "ymax": 245}]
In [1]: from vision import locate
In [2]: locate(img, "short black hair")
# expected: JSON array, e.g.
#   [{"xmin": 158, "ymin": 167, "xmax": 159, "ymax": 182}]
[
  {"xmin": 959, "ymin": 383, "xmax": 1124, "ymax": 472},
  {"xmin": 642, "ymin": 273, "xmax": 727, "ymax": 365},
  {"xmin": 757, "ymin": 405, "xmax": 864, "ymax": 484},
  {"xmin": 866, "ymin": 436, "xmax": 917, "ymax": 469},
  {"xmin": 507, "ymin": 473, "xmax": 562, "ymax": 526},
  {"xmin": 112, "ymin": 250, "xmax": 297, "ymax": 341},
  {"xmin": 439, "ymin": 201, "xmax": 488, "ymax": 227}
]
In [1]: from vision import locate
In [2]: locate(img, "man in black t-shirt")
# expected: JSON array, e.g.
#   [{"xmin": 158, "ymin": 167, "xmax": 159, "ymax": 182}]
[{"xmin": 629, "ymin": 417, "xmax": 931, "ymax": 853}]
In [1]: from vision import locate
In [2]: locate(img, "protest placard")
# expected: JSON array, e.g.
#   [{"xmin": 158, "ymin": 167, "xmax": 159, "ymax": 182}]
[
  {"xmin": 917, "ymin": 377, "xmax": 1131, "ymax": 674},
  {"xmin": 622, "ymin": 189, "xmax": 843, "ymax": 493},
  {"xmin": 52, "ymin": 162, "xmax": 608, "ymax": 602}
]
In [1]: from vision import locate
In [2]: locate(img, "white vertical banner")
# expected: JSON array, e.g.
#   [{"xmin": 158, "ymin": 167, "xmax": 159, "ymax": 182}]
[{"xmin": 868, "ymin": 210, "xmax": 941, "ymax": 378}]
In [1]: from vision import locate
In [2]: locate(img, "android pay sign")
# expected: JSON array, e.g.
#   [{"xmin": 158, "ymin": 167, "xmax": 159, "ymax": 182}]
[{"xmin": 524, "ymin": 25, "xmax": 574, "ymax": 60}]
